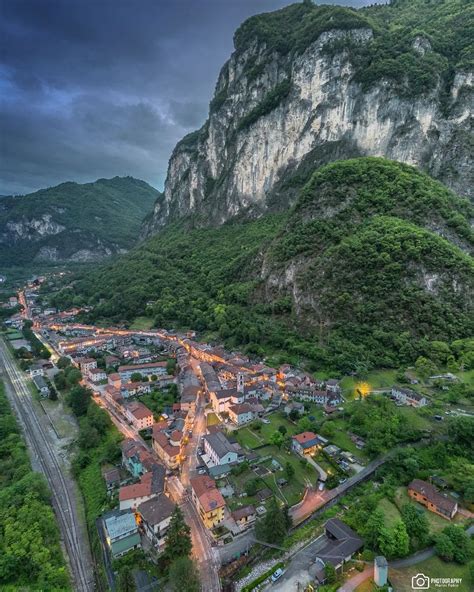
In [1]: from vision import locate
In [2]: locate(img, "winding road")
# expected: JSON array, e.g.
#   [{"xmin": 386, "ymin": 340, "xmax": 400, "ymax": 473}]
[{"xmin": 0, "ymin": 338, "xmax": 94, "ymax": 592}]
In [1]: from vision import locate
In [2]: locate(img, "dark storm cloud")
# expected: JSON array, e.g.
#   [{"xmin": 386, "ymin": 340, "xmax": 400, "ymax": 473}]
[{"xmin": 0, "ymin": 0, "xmax": 380, "ymax": 196}]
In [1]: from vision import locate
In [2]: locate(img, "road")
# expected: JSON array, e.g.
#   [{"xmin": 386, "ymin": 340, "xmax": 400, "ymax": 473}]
[
  {"xmin": 0, "ymin": 338, "xmax": 94, "ymax": 592},
  {"xmin": 290, "ymin": 454, "xmax": 390, "ymax": 525}
]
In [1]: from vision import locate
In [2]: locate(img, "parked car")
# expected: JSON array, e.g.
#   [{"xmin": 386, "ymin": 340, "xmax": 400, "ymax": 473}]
[{"xmin": 271, "ymin": 568, "xmax": 284, "ymax": 582}]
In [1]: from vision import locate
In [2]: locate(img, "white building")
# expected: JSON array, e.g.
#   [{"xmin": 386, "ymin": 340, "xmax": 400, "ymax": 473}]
[{"xmin": 203, "ymin": 432, "xmax": 238, "ymax": 465}]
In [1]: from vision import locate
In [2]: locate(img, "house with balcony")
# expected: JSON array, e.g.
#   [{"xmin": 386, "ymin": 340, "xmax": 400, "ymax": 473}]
[
  {"xmin": 190, "ymin": 475, "xmax": 226, "ymax": 529},
  {"xmin": 102, "ymin": 509, "xmax": 141, "ymax": 558}
]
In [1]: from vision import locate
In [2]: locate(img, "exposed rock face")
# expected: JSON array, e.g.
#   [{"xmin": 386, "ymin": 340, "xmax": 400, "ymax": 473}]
[{"xmin": 147, "ymin": 27, "xmax": 472, "ymax": 235}]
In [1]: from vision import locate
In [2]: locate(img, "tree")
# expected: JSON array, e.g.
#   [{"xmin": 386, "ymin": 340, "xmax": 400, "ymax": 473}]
[
  {"xmin": 415, "ymin": 356, "xmax": 437, "ymax": 379},
  {"xmin": 54, "ymin": 372, "xmax": 67, "ymax": 391},
  {"xmin": 57, "ymin": 357, "xmax": 71, "ymax": 369},
  {"xmin": 392, "ymin": 521, "xmax": 409, "ymax": 557},
  {"xmin": 401, "ymin": 504, "xmax": 429, "ymax": 548},
  {"xmin": 68, "ymin": 385, "xmax": 91, "ymax": 417},
  {"xmin": 117, "ymin": 567, "xmax": 136, "ymax": 592},
  {"xmin": 285, "ymin": 462, "xmax": 295, "ymax": 481},
  {"xmin": 255, "ymin": 498, "xmax": 288, "ymax": 545},
  {"xmin": 163, "ymin": 506, "xmax": 191, "ymax": 562},
  {"xmin": 324, "ymin": 563, "xmax": 337, "ymax": 584},
  {"xmin": 269, "ymin": 430, "xmax": 284, "ymax": 448},
  {"xmin": 435, "ymin": 533, "xmax": 455, "ymax": 561},
  {"xmin": 245, "ymin": 478, "xmax": 260, "ymax": 496},
  {"xmin": 49, "ymin": 388, "xmax": 58, "ymax": 401},
  {"xmin": 278, "ymin": 424, "xmax": 287, "ymax": 435},
  {"xmin": 363, "ymin": 509, "xmax": 385, "ymax": 550},
  {"xmin": 130, "ymin": 372, "xmax": 143, "ymax": 383},
  {"xmin": 169, "ymin": 557, "xmax": 200, "ymax": 592},
  {"xmin": 440, "ymin": 525, "xmax": 471, "ymax": 564},
  {"xmin": 289, "ymin": 409, "xmax": 300, "ymax": 422}
]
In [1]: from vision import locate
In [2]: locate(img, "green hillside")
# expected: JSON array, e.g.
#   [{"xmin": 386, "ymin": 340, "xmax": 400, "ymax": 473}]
[
  {"xmin": 49, "ymin": 159, "xmax": 474, "ymax": 373},
  {"xmin": 0, "ymin": 176, "xmax": 160, "ymax": 266}
]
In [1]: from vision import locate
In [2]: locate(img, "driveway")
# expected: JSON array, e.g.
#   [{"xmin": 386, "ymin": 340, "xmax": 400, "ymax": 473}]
[{"xmin": 269, "ymin": 535, "xmax": 327, "ymax": 592}]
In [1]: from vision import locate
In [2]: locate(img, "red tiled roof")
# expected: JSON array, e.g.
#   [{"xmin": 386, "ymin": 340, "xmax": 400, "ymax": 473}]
[
  {"xmin": 127, "ymin": 401, "xmax": 153, "ymax": 420},
  {"xmin": 293, "ymin": 431, "xmax": 317, "ymax": 444},
  {"xmin": 408, "ymin": 479, "xmax": 457, "ymax": 513},
  {"xmin": 190, "ymin": 475, "xmax": 225, "ymax": 513}
]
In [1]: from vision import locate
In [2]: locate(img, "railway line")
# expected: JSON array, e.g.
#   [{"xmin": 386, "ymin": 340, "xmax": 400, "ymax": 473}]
[{"xmin": 0, "ymin": 339, "xmax": 94, "ymax": 592}]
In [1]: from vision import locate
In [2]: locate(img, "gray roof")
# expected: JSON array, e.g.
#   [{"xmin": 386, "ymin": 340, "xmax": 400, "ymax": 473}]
[
  {"xmin": 104, "ymin": 509, "xmax": 137, "ymax": 540},
  {"xmin": 33, "ymin": 375, "xmax": 48, "ymax": 390},
  {"xmin": 375, "ymin": 556, "xmax": 388, "ymax": 567},
  {"xmin": 317, "ymin": 519, "xmax": 363, "ymax": 566},
  {"xmin": 204, "ymin": 431, "xmax": 236, "ymax": 460},
  {"xmin": 138, "ymin": 494, "xmax": 175, "ymax": 526}
]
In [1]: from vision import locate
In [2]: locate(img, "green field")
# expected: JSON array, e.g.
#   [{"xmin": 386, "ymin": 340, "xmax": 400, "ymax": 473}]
[
  {"xmin": 390, "ymin": 556, "xmax": 472, "ymax": 592},
  {"xmin": 340, "ymin": 369, "xmax": 397, "ymax": 400},
  {"xmin": 129, "ymin": 316, "xmax": 155, "ymax": 330},
  {"xmin": 376, "ymin": 497, "xmax": 402, "ymax": 527}
]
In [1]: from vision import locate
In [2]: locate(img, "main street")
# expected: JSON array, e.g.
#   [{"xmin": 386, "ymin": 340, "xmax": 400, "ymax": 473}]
[
  {"xmin": 0, "ymin": 338, "xmax": 94, "ymax": 592},
  {"xmin": 91, "ymin": 367, "xmax": 222, "ymax": 592}
]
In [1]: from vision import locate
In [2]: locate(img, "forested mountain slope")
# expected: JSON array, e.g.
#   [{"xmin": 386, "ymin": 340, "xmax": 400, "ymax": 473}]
[
  {"xmin": 51, "ymin": 159, "xmax": 474, "ymax": 372},
  {"xmin": 0, "ymin": 176, "xmax": 160, "ymax": 265}
]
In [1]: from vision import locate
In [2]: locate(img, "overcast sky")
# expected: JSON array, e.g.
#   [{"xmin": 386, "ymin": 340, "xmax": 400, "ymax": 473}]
[{"xmin": 0, "ymin": 0, "xmax": 378, "ymax": 196}]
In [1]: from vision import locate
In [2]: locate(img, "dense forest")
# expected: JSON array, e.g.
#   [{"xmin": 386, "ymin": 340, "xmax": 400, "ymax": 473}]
[
  {"xmin": 233, "ymin": 0, "xmax": 472, "ymax": 97},
  {"xmin": 48, "ymin": 158, "xmax": 473, "ymax": 373},
  {"xmin": 0, "ymin": 381, "xmax": 70, "ymax": 590}
]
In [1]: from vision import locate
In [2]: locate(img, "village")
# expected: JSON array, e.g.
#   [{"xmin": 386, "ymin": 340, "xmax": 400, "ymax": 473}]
[{"xmin": 1, "ymin": 278, "xmax": 473, "ymax": 592}]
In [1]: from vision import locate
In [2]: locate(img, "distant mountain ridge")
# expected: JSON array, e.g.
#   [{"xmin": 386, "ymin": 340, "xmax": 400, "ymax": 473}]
[{"xmin": 0, "ymin": 176, "xmax": 160, "ymax": 266}]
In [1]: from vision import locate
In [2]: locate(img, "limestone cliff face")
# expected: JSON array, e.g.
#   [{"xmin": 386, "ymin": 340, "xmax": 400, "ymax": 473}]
[{"xmin": 147, "ymin": 26, "xmax": 472, "ymax": 234}]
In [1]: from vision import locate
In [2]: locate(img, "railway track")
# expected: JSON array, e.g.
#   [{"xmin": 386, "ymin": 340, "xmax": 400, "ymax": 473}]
[{"xmin": 0, "ymin": 340, "xmax": 93, "ymax": 592}]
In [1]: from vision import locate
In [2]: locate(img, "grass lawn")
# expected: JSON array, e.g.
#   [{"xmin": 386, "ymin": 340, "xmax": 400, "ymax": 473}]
[
  {"xmin": 340, "ymin": 369, "xmax": 397, "ymax": 400},
  {"xmin": 258, "ymin": 412, "xmax": 297, "ymax": 441},
  {"xmin": 206, "ymin": 412, "xmax": 220, "ymax": 427},
  {"xmin": 226, "ymin": 443, "xmax": 317, "ymax": 508},
  {"xmin": 129, "ymin": 316, "xmax": 155, "ymax": 330},
  {"xmin": 397, "ymin": 406, "xmax": 433, "ymax": 431},
  {"xmin": 377, "ymin": 497, "xmax": 402, "ymax": 527},
  {"xmin": 234, "ymin": 426, "xmax": 264, "ymax": 449},
  {"xmin": 390, "ymin": 556, "xmax": 472, "ymax": 592},
  {"xmin": 394, "ymin": 487, "xmax": 467, "ymax": 534}
]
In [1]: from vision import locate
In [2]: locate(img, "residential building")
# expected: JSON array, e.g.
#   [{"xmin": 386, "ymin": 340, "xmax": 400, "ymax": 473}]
[
  {"xmin": 326, "ymin": 379, "xmax": 341, "ymax": 393},
  {"xmin": 79, "ymin": 357, "xmax": 97, "ymax": 373},
  {"xmin": 292, "ymin": 432, "xmax": 322, "ymax": 456},
  {"xmin": 284, "ymin": 401, "xmax": 305, "ymax": 416},
  {"xmin": 152, "ymin": 428, "xmax": 181, "ymax": 470},
  {"xmin": 228, "ymin": 403, "xmax": 255, "ymax": 425},
  {"xmin": 118, "ymin": 361, "xmax": 167, "ymax": 381},
  {"xmin": 190, "ymin": 475, "xmax": 226, "ymax": 529},
  {"xmin": 313, "ymin": 519, "xmax": 363, "ymax": 583},
  {"xmin": 103, "ymin": 509, "xmax": 141, "ymax": 558},
  {"xmin": 392, "ymin": 386, "xmax": 427, "ymax": 407},
  {"xmin": 88, "ymin": 367, "xmax": 107, "ymax": 383},
  {"xmin": 231, "ymin": 505, "xmax": 256, "ymax": 531},
  {"xmin": 121, "ymin": 382, "xmax": 152, "ymax": 398},
  {"xmin": 28, "ymin": 364, "xmax": 44, "ymax": 378},
  {"xmin": 125, "ymin": 401, "xmax": 154, "ymax": 430},
  {"xmin": 210, "ymin": 388, "xmax": 235, "ymax": 414},
  {"xmin": 108, "ymin": 373, "xmax": 122, "ymax": 388},
  {"xmin": 32, "ymin": 375, "xmax": 49, "ymax": 397},
  {"xmin": 119, "ymin": 465, "xmax": 165, "ymax": 510},
  {"xmin": 203, "ymin": 432, "xmax": 238, "ymax": 466},
  {"xmin": 102, "ymin": 467, "xmax": 121, "ymax": 493},
  {"xmin": 408, "ymin": 479, "xmax": 458, "ymax": 520},
  {"xmin": 137, "ymin": 494, "xmax": 175, "ymax": 549}
]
